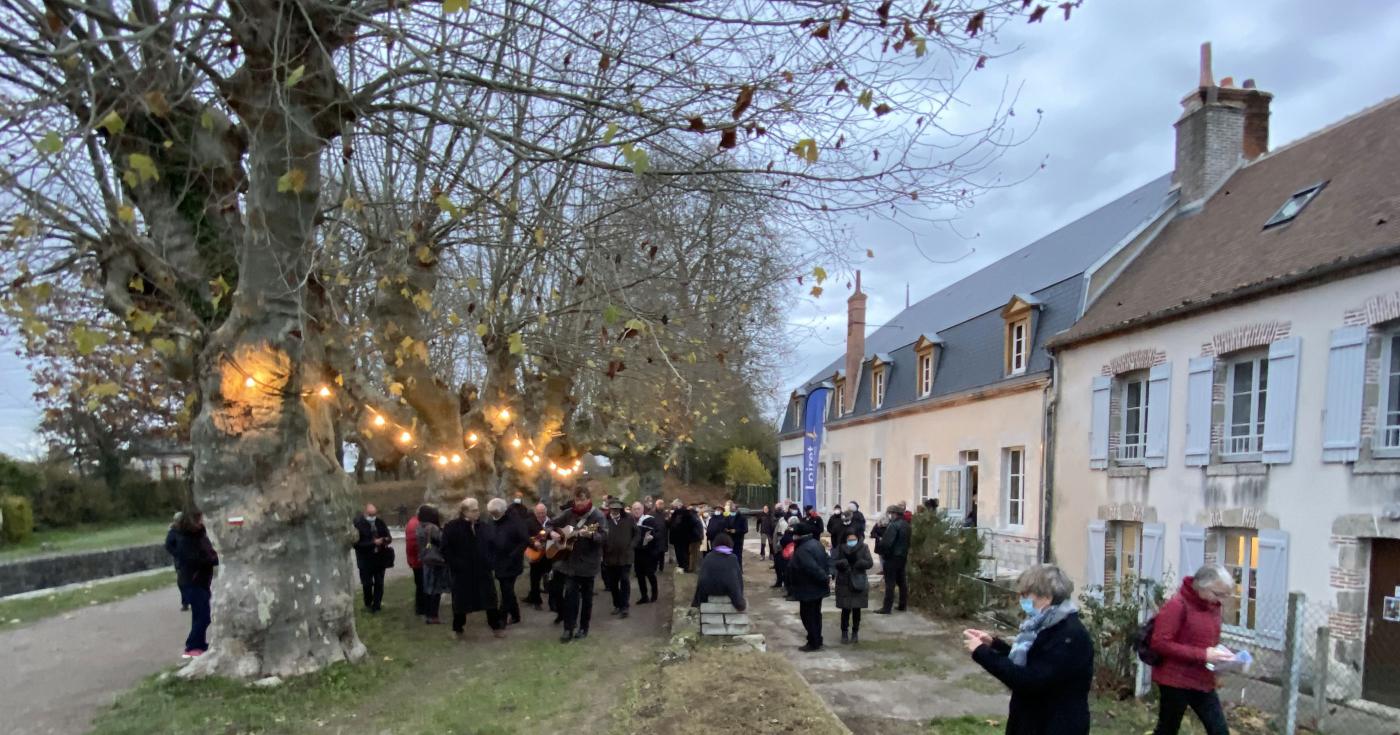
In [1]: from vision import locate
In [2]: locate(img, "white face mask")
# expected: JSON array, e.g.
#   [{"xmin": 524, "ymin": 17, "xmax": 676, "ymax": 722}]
[{"xmin": 365, "ymin": 515, "xmax": 377, "ymax": 522}]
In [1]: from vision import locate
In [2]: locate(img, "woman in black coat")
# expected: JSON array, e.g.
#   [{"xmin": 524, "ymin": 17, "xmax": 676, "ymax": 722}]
[
  {"xmin": 483, "ymin": 498, "xmax": 528, "ymax": 626},
  {"xmin": 787, "ymin": 520, "xmax": 833, "ymax": 652},
  {"xmin": 963, "ymin": 565, "xmax": 1093, "ymax": 735},
  {"xmin": 172, "ymin": 511, "xmax": 218, "ymax": 657},
  {"xmin": 441, "ymin": 498, "xmax": 504, "ymax": 638}
]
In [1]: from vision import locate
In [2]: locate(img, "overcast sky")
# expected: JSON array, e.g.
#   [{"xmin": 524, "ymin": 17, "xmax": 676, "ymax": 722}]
[
  {"xmin": 773, "ymin": 0, "xmax": 1400, "ymax": 416},
  {"xmin": 2, "ymin": 1, "xmax": 1399, "ymax": 457}
]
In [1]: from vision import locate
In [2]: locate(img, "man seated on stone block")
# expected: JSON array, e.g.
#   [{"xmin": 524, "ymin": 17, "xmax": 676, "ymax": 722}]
[{"xmin": 690, "ymin": 532, "xmax": 746, "ymax": 611}]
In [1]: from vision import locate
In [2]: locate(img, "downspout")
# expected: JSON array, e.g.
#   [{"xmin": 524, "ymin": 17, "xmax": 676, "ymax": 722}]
[{"xmin": 1039, "ymin": 351, "xmax": 1060, "ymax": 565}]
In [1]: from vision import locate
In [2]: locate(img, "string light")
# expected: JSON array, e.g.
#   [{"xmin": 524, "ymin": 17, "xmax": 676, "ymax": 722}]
[
  {"xmin": 521, "ymin": 456, "xmax": 534, "ymax": 467},
  {"xmin": 398, "ymin": 431, "xmax": 413, "ymax": 444},
  {"xmin": 467, "ymin": 432, "xmax": 479, "ymax": 443},
  {"xmin": 244, "ymin": 377, "xmax": 256, "ymax": 388},
  {"xmin": 548, "ymin": 461, "xmax": 558, "ymax": 470},
  {"xmin": 318, "ymin": 386, "xmax": 332, "ymax": 398},
  {"xmin": 499, "ymin": 408, "xmax": 511, "ymax": 421},
  {"xmin": 374, "ymin": 415, "xmax": 386, "ymax": 427},
  {"xmin": 436, "ymin": 455, "xmax": 448, "ymax": 467},
  {"xmin": 511, "ymin": 437, "xmax": 522, "ymax": 449},
  {"xmin": 450, "ymin": 454, "xmax": 462, "ymax": 464}
]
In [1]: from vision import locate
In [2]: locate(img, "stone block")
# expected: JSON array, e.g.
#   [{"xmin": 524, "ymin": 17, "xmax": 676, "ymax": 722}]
[
  {"xmin": 700, "ymin": 601, "xmax": 737, "ymax": 614},
  {"xmin": 734, "ymin": 634, "xmax": 767, "ymax": 652},
  {"xmin": 724, "ymin": 613, "xmax": 751, "ymax": 626}
]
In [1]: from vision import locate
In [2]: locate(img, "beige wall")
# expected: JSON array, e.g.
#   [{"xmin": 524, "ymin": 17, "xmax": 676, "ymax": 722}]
[{"xmin": 1052, "ymin": 265, "xmax": 1400, "ymax": 680}]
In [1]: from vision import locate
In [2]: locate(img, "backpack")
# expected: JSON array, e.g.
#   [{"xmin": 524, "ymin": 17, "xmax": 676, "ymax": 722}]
[{"xmin": 1132, "ymin": 615, "xmax": 1162, "ymax": 666}]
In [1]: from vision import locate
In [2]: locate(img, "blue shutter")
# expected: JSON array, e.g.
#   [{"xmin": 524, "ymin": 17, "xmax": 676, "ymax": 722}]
[
  {"xmin": 1141, "ymin": 523, "xmax": 1166, "ymax": 585},
  {"xmin": 1185, "ymin": 357, "xmax": 1214, "ymax": 466},
  {"xmin": 1090, "ymin": 376, "xmax": 1112, "ymax": 469},
  {"xmin": 1263, "ymin": 337, "xmax": 1301, "ymax": 464},
  {"xmin": 1087, "ymin": 520, "xmax": 1107, "ymax": 597},
  {"xmin": 1322, "ymin": 326, "xmax": 1367, "ymax": 463},
  {"xmin": 1145, "ymin": 363, "xmax": 1171, "ymax": 469},
  {"xmin": 1179, "ymin": 524, "xmax": 1206, "ymax": 578},
  {"xmin": 1255, "ymin": 529, "xmax": 1290, "ymax": 648}
]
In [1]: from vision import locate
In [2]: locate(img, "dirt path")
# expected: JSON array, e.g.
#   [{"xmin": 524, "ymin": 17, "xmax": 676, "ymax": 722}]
[
  {"xmin": 739, "ymin": 538, "xmax": 1009, "ymax": 734},
  {"xmin": 0, "ymin": 539, "xmax": 411, "ymax": 735}
]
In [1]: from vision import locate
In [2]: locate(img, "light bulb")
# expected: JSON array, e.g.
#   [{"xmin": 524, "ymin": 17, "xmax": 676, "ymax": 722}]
[
  {"xmin": 511, "ymin": 438, "xmax": 522, "ymax": 449},
  {"xmin": 467, "ymin": 432, "xmax": 479, "ymax": 443},
  {"xmin": 522, "ymin": 456, "xmax": 533, "ymax": 467},
  {"xmin": 244, "ymin": 377, "xmax": 256, "ymax": 388},
  {"xmin": 399, "ymin": 431, "xmax": 412, "ymax": 444},
  {"xmin": 437, "ymin": 455, "xmax": 448, "ymax": 466},
  {"xmin": 374, "ymin": 415, "xmax": 386, "ymax": 427},
  {"xmin": 451, "ymin": 454, "xmax": 462, "ymax": 464},
  {"xmin": 318, "ymin": 386, "xmax": 331, "ymax": 398},
  {"xmin": 499, "ymin": 408, "xmax": 511, "ymax": 421},
  {"xmin": 549, "ymin": 462, "xmax": 557, "ymax": 470}
]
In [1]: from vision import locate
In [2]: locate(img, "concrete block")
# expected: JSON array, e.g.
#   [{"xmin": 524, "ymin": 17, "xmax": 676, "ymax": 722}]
[
  {"xmin": 734, "ymin": 634, "xmax": 767, "ymax": 652},
  {"xmin": 724, "ymin": 613, "xmax": 751, "ymax": 626},
  {"xmin": 700, "ymin": 600, "xmax": 737, "ymax": 614}
]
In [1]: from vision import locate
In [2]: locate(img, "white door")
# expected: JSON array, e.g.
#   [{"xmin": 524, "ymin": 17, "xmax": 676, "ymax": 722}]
[{"xmin": 936, "ymin": 465, "xmax": 969, "ymax": 521}]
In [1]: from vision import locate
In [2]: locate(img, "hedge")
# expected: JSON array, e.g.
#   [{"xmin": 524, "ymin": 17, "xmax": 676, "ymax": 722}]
[{"xmin": 1, "ymin": 495, "xmax": 35, "ymax": 544}]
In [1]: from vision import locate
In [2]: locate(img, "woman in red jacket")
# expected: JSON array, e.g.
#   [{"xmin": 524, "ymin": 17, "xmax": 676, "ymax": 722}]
[{"xmin": 1150, "ymin": 565, "xmax": 1238, "ymax": 735}]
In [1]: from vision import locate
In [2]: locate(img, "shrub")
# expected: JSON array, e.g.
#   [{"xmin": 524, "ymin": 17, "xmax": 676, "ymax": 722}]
[
  {"xmin": 1, "ymin": 495, "xmax": 35, "ymax": 544},
  {"xmin": 907, "ymin": 511, "xmax": 985, "ymax": 618},
  {"xmin": 1077, "ymin": 573, "xmax": 1169, "ymax": 697},
  {"xmin": 722, "ymin": 448, "xmax": 769, "ymax": 486},
  {"xmin": 0, "ymin": 455, "xmax": 42, "ymax": 497},
  {"xmin": 115, "ymin": 476, "xmax": 190, "ymax": 519}
]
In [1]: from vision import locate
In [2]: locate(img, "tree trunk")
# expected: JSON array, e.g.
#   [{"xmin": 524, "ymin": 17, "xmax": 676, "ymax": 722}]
[
  {"xmin": 180, "ymin": 39, "xmax": 363, "ymax": 678},
  {"xmin": 354, "ymin": 446, "xmax": 367, "ymax": 484}
]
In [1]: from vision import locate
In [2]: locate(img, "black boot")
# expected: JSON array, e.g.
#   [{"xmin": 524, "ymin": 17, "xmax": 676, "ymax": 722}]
[
  {"xmin": 840, "ymin": 630, "xmax": 850, "ymax": 645},
  {"xmin": 851, "ymin": 631, "xmax": 859, "ymax": 644}
]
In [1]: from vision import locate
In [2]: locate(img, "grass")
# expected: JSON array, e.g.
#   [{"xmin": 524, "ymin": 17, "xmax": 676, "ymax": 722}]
[
  {"xmin": 0, "ymin": 570, "xmax": 176, "ymax": 628},
  {"xmin": 89, "ymin": 575, "xmax": 657, "ymax": 735},
  {"xmin": 0, "ymin": 519, "xmax": 171, "ymax": 561},
  {"xmin": 927, "ymin": 695, "xmax": 1276, "ymax": 734}
]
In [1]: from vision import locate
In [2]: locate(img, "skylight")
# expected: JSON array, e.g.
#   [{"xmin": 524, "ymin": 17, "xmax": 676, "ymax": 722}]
[{"xmin": 1264, "ymin": 181, "xmax": 1327, "ymax": 228}]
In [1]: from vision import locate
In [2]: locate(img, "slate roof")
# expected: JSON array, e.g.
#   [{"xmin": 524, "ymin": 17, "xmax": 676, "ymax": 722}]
[
  {"xmin": 1055, "ymin": 95, "xmax": 1400, "ymax": 347},
  {"xmin": 780, "ymin": 172, "xmax": 1176, "ymax": 436}
]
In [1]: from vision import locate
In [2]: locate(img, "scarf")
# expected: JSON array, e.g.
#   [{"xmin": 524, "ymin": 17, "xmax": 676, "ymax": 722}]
[
  {"xmin": 573, "ymin": 501, "xmax": 593, "ymax": 515},
  {"xmin": 1009, "ymin": 600, "xmax": 1076, "ymax": 666}
]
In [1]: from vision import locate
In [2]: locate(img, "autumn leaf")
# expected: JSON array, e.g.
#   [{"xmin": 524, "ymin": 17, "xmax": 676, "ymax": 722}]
[
  {"xmin": 284, "ymin": 64, "xmax": 306, "ymax": 88},
  {"xmin": 914, "ymin": 37, "xmax": 928, "ymax": 57},
  {"xmin": 534, "ymin": 227, "xmax": 546, "ymax": 247},
  {"xmin": 732, "ymin": 85, "xmax": 755, "ymax": 120},
  {"xmin": 35, "ymin": 131, "xmax": 62, "ymax": 155},
  {"xmin": 442, "ymin": 0, "xmax": 469, "ymax": 14},
  {"xmin": 210, "ymin": 274, "xmax": 231, "ymax": 309},
  {"xmin": 718, "ymin": 127, "xmax": 738, "ymax": 150},
  {"xmin": 866, "ymin": 248, "xmax": 875, "ymax": 258},
  {"xmin": 687, "ymin": 117, "xmax": 706, "ymax": 132},
  {"xmin": 873, "ymin": 103, "xmax": 893, "ymax": 117},
  {"xmin": 412, "ymin": 290, "xmax": 433, "ymax": 311},
  {"xmin": 143, "ymin": 91, "xmax": 171, "ymax": 117},
  {"xmin": 508, "ymin": 332, "xmax": 525, "ymax": 355},
  {"xmin": 72, "ymin": 326, "xmax": 109, "ymax": 356},
  {"xmin": 623, "ymin": 318, "xmax": 646, "ymax": 334},
  {"xmin": 603, "ymin": 122, "xmax": 619, "ymax": 144},
  {"xmin": 813, "ymin": 266, "xmax": 828, "ymax": 284},
  {"xmin": 416, "ymin": 245, "xmax": 435, "ymax": 264},
  {"xmin": 475, "ymin": 323, "xmax": 488, "ymax": 338},
  {"xmin": 152, "ymin": 337, "xmax": 177, "ymax": 355},
  {"xmin": 791, "ymin": 138, "xmax": 819, "ymax": 164},
  {"xmin": 128, "ymin": 308, "xmax": 160, "ymax": 333},
  {"xmin": 200, "ymin": 111, "xmax": 215, "ymax": 131},
  {"xmin": 277, "ymin": 168, "xmax": 307, "ymax": 194},
  {"xmin": 834, "ymin": 78, "xmax": 849, "ymax": 93},
  {"xmin": 857, "ymin": 89, "xmax": 874, "ymax": 110},
  {"xmin": 389, "ymin": 381, "xmax": 404, "ymax": 396},
  {"xmin": 1028, "ymin": 4, "xmax": 1048, "ymax": 22},
  {"xmin": 116, "ymin": 205, "xmax": 135, "ymax": 224},
  {"xmin": 602, "ymin": 304, "xmax": 622, "ymax": 325},
  {"xmin": 976, "ymin": 55, "xmax": 988, "ymax": 70},
  {"xmin": 966, "ymin": 10, "xmax": 986, "ymax": 36},
  {"xmin": 98, "ymin": 110, "xmax": 125, "ymax": 135},
  {"xmin": 126, "ymin": 153, "xmax": 159, "ymax": 185},
  {"xmin": 811, "ymin": 22, "xmax": 830, "ymax": 39},
  {"xmin": 810, "ymin": 286, "xmax": 823, "ymax": 298}
]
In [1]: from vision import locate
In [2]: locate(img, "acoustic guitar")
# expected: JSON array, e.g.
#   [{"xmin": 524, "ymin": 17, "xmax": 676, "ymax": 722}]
[
  {"xmin": 524, "ymin": 530, "xmax": 549, "ymax": 564},
  {"xmin": 544, "ymin": 523, "xmax": 600, "ymax": 561}
]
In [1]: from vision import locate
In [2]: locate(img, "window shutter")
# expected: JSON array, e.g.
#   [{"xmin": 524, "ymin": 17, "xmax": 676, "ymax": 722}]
[
  {"xmin": 1255, "ymin": 529, "xmax": 1290, "ymax": 648},
  {"xmin": 1141, "ymin": 523, "xmax": 1166, "ymax": 584},
  {"xmin": 1179, "ymin": 524, "xmax": 1206, "ymax": 578},
  {"xmin": 1263, "ymin": 336, "xmax": 1302, "ymax": 464},
  {"xmin": 1185, "ymin": 357, "xmax": 1214, "ymax": 466},
  {"xmin": 1145, "ymin": 363, "xmax": 1172, "ymax": 468},
  {"xmin": 1090, "ymin": 375, "xmax": 1112, "ymax": 469},
  {"xmin": 1322, "ymin": 326, "xmax": 1367, "ymax": 463},
  {"xmin": 1087, "ymin": 520, "xmax": 1107, "ymax": 597}
]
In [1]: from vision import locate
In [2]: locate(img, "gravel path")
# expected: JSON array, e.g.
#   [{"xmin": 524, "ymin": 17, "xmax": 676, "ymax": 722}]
[{"xmin": 0, "ymin": 538, "xmax": 409, "ymax": 735}]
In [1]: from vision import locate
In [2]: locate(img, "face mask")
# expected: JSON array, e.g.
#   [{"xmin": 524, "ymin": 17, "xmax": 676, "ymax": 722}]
[
  {"xmin": 366, "ymin": 515, "xmax": 377, "ymax": 522},
  {"xmin": 513, "ymin": 498, "xmax": 522, "ymax": 505},
  {"xmin": 1019, "ymin": 597, "xmax": 1037, "ymax": 616},
  {"xmin": 845, "ymin": 539, "xmax": 858, "ymax": 548}
]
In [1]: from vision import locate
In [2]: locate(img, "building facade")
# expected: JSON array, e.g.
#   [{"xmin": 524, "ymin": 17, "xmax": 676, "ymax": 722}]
[{"xmin": 1048, "ymin": 56, "xmax": 1400, "ymax": 705}]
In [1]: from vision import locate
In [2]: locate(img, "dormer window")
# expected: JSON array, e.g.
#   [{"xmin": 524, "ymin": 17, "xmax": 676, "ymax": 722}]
[
  {"xmin": 1263, "ymin": 181, "xmax": 1326, "ymax": 228},
  {"xmin": 1001, "ymin": 294, "xmax": 1040, "ymax": 377},
  {"xmin": 872, "ymin": 365, "xmax": 886, "ymax": 408},
  {"xmin": 833, "ymin": 379, "xmax": 846, "ymax": 417},
  {"xmin": 913, "ymin": 334, "xmax": 942, "ymax": 399}
]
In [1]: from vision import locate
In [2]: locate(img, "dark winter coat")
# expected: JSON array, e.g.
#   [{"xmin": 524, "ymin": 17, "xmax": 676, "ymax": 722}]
[
  {"xmin": 602, "ymin": 512, "xmax": 637, "ymax": 566},
  {"xmin": 164, "ymin": 527, "xmax": 182, "ymax": 573},
  {"xmin": 440, "ymin": 517, "xmax": 498, "ymax": 614},
  {"xmin": 757, "ymin": 510, "xmax": 777, "ymax": 536},
  {"xmin": 1150, "ymin": 577, "xmax": 1224, "ymax": 692},
  {"xmin": 173, "ymin": 527, "xmax": 219, "ymax": 589},
  {"xmin": 418, "ymin": 522, "xmax": 450, "ymax": 595},
  {"xmin": 706, "ymin": 511, "xmax": 749, "ymax": 547},
  {"xmin": 787, "ymin": 535, "xmax": 833, "ymax": 602},
  {"xmin": 648, "ymin": 511, "xmax": 669, "ymax": 550},
  {"xmin": 827, "ymin": 512, "xmax": 866, "ymax": 546},
  {"xmin": 549, "ymin": 506, "xmax": 607, "ymax": 577},
  {"xmin": 691, "ymin": 550, "xmax": 746, "ymax": 611},
  {"xmin": 876, "ymin": 517, "xmax": 911, "ymax": 559},
  {"xmin": 831, "ymin": 541, "xmax": 873, "ymax": 610},
  {"xmin": 972, "ymin": 611, "xmax": 1094, "ymax": 735},
  {"xmin": 484, "ymin": 513, "xmax": 529, "ymax": 579},
  {"xmin": 352, "ymin": 515, "xmax": 392, "ymax": 570},
  {"xmin": 636, "ymin": 515, "xmax": 667, "ymax": 559}
]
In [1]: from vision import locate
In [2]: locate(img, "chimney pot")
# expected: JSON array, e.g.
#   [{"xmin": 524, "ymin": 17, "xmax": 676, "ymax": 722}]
[
  {"xmin": 1242, "ymin": 78, "xmax": 1256, "ymax": 89},
  {"xmin": 1198, "ymin": 42, "xmax": 1214, "ymax": 87},
  {"xmin": 1173, "ymin": 43, "xmax": 1271, "ymax": 204}
]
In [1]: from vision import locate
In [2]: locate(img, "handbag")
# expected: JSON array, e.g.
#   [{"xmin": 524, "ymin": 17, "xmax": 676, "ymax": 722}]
[
  {"xmin": 380, "ymin": 543, "xmax": 396, "ymax": 569},
  {"xmin": 851, "ymin": 572, "xmax": 868, "ymax": 593},
  {"xmin": 781, "ymin": 541, "xmax": 796, "ymax": 560}
]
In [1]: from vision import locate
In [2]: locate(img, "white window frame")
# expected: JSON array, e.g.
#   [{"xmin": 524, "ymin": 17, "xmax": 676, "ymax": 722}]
[
  {"xmin": 785, "ymin": 467, "xmax": 799, "ymax": 501},
  {"xmin": 1209, "ymin": 527, "xmax": 1260, "ymax": 634},
  {"xmin": 918, "ymin": 352, "xmax": 933, "ymax": 397},
  {"xmin": 817, "ymin": 462, "xmax": 828, "ymax": 510},
  {"xmin": 1378, "ymin": 331, "xmax": 1400, "ymax": 455},
  {"xmin": 873, "ymin": 368, "xmax": 886, "ymax": 409},
  {"xmin": 1224, "ymin": 352, "xmax": 1269, "ymax": 460},
  {"xmin": 1009, "ymin": 320, "xmax": 1028, "ymax": 376},
  {"xmin": 1105, "ymin": 521, "xmax": 1144, "ymax": 596},
  {"xmin": 1117, "ymin": 372, "xmax": 1149, "ymax": 463},
  {"xmin": 1002, "ymin": 447, "xmax": 1025, "ymax": 527},
  {"xmin": 870, "ymin": 458, "xmax": 883, "ymax": 510},
  {"xmin": 915, "ymin": 454, "xmax": 930, "ymax": 503},
  {"xmin": 832, "ymin": 461, "xmax": 843, "ymax": 506},
  {"xmin": 834, "ymin": 381, "xmax": 845, "ymax": 417}
]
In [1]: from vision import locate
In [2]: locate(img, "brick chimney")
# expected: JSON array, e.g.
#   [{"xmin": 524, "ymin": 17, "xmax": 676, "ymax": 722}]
[
  {"xmin": 1173, "ymin": 43, "xmax": 1273, "ymax": 205},
  {"xmin": 844, "ymin": 271, "xmax": 868, "ymax": 414}
]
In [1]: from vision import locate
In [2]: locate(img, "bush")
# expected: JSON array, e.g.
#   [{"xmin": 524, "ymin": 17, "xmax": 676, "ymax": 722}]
[
  {"xmin": 1, "ymin": 495, "xmax": 35, "ymax": 543},
  {"xmin": 1077, "ymin": 574, "xmax": 1169, "ymax": 697},
  {"xmin": 115, "ymin": 476, "xmax": 190, "ymax": 519},
  {"xmin": 907, "ymin": 511, "xmax": 985, "ymax": 618},
  {"xmin": 722, "ymin": 448, "xmax": 769, "ymax": 486},
  {"xmin": 0, "ymin": 455, "xmax": 42, "ymax": 497}
]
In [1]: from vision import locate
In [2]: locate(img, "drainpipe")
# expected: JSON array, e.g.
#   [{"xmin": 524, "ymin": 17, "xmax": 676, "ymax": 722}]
[{"xmin": 1039, "ymin": 351, "xmax": 1060, "ymax": 565}]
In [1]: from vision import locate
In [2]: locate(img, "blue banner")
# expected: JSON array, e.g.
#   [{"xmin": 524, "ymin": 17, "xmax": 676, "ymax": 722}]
[{"xmin": 801, "ymin": 387, "xmax": 831, "ymax": 510}]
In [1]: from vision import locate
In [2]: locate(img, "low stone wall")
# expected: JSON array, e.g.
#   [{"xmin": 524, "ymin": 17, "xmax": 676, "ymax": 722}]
[{"xmin": 0, "ymin": 544, "xmax": 171, "ymax": 597}]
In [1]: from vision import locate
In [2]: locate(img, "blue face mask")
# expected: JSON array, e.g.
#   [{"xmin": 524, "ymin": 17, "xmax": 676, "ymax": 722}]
[
  {"xmin": 845, "ymin": 539, "xmax": 858, "ymax": 548},
  {"xmin": 1019, "ymin": 596, "xmax": 1037, "ymax": 616}
]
